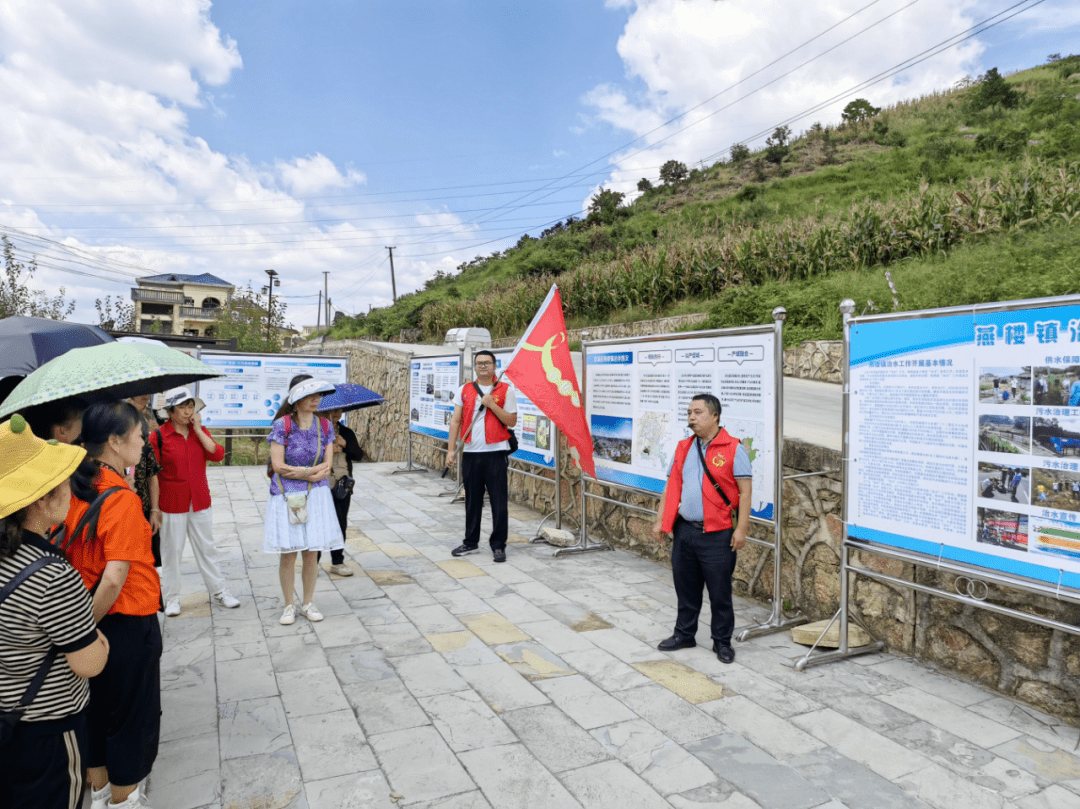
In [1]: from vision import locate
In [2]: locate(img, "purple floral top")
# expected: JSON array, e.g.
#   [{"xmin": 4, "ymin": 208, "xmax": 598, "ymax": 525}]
[{"xmin": 267, "ymin": 416, "xmax": 335, "ymax": 496}]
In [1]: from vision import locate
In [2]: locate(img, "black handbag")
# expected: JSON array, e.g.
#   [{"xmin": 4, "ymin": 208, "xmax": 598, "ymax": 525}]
[
  {"xmin": 331, "ymin": 475, "xmax": 355, "ymax": 500},
  {"xmin": 0, "ymin": 557, "xmax": 65, "ymax": 746},
  {"xmin": 696, "ymin": 437, "xmax": 738, "ymax": 527}
]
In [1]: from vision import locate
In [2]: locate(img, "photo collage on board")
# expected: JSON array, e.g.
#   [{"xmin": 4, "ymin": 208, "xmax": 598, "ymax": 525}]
[{"xmin": 976, "ymin": 350, "xmax": 1080, "ymax": 563}]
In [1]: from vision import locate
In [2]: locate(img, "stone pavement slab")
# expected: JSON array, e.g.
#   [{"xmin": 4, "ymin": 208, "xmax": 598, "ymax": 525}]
[{"xmin": 139, "ymin": 464, "xmax": 1080, "ymax": 808}]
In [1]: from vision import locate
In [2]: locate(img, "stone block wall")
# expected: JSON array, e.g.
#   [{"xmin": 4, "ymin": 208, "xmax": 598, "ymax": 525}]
[
  {"xmin": 783, "ymin": 340, "xmax": 843, "ymax": 383},
  {"xmin": 490, "ymin": 313, "xmax": 711, "ymax": 349},
  {"xmin": 301, "ymin": 336, "xmax": 1080, "ymax": 720}
]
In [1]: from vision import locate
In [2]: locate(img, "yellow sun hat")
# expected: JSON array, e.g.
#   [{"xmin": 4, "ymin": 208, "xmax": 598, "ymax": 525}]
[{"xmin": 0, "ymin": 414, "xmax": 87, "ymax": 519}]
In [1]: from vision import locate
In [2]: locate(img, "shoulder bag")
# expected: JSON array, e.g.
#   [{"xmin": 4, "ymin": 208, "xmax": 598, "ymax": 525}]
[
  {"xmin": 695, "ymin": 437, "xmax": 738, "ymax": 528},
  {"xmin": 0, "ymin": 557, "xmax": 66, "ymax": 746}
]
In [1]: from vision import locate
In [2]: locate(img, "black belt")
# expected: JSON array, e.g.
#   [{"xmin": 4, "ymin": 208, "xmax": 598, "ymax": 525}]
[{"xmin": 676, "ymin": 516, "xmax": 705, "ymax": 531}]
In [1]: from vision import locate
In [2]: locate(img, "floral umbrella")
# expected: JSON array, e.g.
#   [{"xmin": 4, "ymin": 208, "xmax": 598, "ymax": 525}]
[{"xmin": 0, "ymin": 341, "xmax": 223, "ymax": 418}]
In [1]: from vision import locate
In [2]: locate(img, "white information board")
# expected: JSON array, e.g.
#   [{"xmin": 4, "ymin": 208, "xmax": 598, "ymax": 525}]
[
  {"xmin": 197, "ymin": 352, "xmax": 349, "ymax": 429},
  {"xmin": 409, "ymin": 354, "xmax": 462, "ymax": 440},
  {"xmin": 848, "ymin": 299, "xmax": 1080, "ymax": 592},
  {"xmin": 492, "ymin": 349, "xmax": 555, "ymax": 469},
  {"xmin": 585, "ymin": 329, "xmax": 777, "ymax": 521}
]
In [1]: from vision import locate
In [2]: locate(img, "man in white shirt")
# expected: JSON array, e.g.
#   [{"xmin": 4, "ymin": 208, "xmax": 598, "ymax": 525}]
[{"xmin": 445, "ymin": 351, "xmax": 518, "ymax": 562}]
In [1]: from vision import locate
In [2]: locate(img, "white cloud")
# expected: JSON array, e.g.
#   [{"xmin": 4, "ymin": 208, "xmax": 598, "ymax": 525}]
[
  {"xmin": 275, "ymin": 154, "xmax": 366, "ymax": 197},
  {"xmin": 0, "ymin": 0, "xmax": 482, "ymax": 324},
  {"xmin": 585, "ymin": 0, "xmax": 986, "ymax": 195}
]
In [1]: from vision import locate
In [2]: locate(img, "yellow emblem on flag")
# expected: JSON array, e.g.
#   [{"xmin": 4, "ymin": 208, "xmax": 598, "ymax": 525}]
[{"xmin": 521, "ymin": 332, "xmax": 581, "ymax": 408}]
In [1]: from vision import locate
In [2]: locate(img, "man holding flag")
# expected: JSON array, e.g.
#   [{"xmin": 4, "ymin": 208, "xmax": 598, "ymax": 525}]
[{"xmin": 446, "ymin": 350, "xmax": 517, "ymax": 563}]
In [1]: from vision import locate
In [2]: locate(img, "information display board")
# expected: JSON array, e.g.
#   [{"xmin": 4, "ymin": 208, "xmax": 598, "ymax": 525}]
[
  {"xmin": 491, "ymin": 349, "xmax": 555, "ymax": 469},
  {"xmin": 584, "ymin": 328, "xmax": 777, "ymax": 521},
  {"xmin": 847, "ymin": 298, "xmax": 1080, "ymax": 591},
  {"xmin": 409, "ymin": 353, "xmax": 462, "ymax": 440},
  {"xmin": 197, "ymin": 352, "xmax": 349, "ymax": 429}
]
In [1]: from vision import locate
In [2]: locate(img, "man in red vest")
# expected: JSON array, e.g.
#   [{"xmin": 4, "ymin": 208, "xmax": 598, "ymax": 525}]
[
  {"xmin": 446, "ymin": 350, "xmax": 518, "ymax": 562},
  {"xmin": 652, "ymin": 394, "xmax": 751, "ymax": 664}
]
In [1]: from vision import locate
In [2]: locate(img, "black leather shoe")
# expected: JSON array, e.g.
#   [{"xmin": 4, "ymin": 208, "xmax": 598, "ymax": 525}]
[
  {"xmin": 493, "ymin": 549, "xmax": 506, "ymax": 563},
  {"xmin": 713, "ymin": 641, "xmax": 735, "ymax": 664},
  {"xmin": 451, "ymin": 544, "xmax": 479, "ymax": 557},
  {"xmin": 657, "ymin": 635, "xmax": 696, "ymax": 652}
]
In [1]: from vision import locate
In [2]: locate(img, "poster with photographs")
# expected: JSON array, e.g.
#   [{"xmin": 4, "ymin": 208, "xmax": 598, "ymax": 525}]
[
  {"xmin": 847, "ymin": 300, "xmax": 1080, "ymax": 591},
  {"xmin": 409, "ymin": 353, "xmax": 461, "ymax": 440}
]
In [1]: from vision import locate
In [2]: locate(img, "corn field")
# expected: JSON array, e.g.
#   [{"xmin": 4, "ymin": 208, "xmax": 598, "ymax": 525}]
[{"xmin": 420, "ymin": 159, "xmax": 1080, "ymax": 340}]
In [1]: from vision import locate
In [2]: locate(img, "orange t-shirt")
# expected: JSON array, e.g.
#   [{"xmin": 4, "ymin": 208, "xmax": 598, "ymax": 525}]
[{"xmin": 62, "ymin": 466, "xmax": 160, "ymax": 617}]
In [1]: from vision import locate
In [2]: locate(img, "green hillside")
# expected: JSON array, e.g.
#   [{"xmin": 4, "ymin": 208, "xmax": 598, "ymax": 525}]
[{"xmin": 330, "ymin": 56, "xmax": 1080, "ymax": 346}]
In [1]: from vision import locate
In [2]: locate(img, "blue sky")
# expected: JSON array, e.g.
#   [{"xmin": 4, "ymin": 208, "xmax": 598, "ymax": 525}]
[{"xmin": 0, "ymin": 0, "xmax": 1077, "ymax": 328}]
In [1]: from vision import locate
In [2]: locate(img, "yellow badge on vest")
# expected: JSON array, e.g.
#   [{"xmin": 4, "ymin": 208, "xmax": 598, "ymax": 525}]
[{"xmin": 711, "ymin": 454, "xmax": 725, "ymax": 468}]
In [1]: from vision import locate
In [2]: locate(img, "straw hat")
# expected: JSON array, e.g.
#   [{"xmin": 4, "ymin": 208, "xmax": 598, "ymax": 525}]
[{"xmin": 0, "ymin": 414, "xmax": 87, "ymax": 519}]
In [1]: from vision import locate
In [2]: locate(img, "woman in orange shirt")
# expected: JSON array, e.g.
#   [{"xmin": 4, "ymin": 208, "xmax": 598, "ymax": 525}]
[{"xmin": 62, "ymin": 401, "xmax": 161, "ymax": 809}]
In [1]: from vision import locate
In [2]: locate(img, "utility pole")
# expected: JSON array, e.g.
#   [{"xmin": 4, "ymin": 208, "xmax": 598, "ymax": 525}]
[
  {"xmin": 316, "ymin": 290, "xmax": 322, "ymax": 332},
  {"xmin": 323, "ymin": 271, "xmax": 330, "ymax": 327},
  {"xmin": 386, "ymin": 246, "xmax": 397, "ymax": 303},
  {"xmin": 265, "ymin": 269, "xmax": 278, "ymax": 343}
]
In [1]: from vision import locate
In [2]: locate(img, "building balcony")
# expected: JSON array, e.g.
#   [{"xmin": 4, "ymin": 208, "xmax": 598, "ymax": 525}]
[
  {"xmin": 181, "ymin": 306, "xmax": 221, "ymax": 320},
  {"xmin": 132, "ymin": 288, "xmax": 184, "ymax": 304}
]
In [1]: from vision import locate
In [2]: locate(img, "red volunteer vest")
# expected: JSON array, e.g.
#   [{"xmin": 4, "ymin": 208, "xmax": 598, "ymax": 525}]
[
  {"xmin": 459, "ymin": 381, "xmax": 511, "ymax": 446},
  {"xmin": 661, "ymin": 429, "xmax": 742, "ymax": 533}
]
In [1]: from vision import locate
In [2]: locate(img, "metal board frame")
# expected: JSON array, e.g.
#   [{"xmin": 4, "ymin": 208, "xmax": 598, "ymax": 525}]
[
  {"xmin": 396, "ymin": 350, "xmax": 464, "ymax": 477},
  {"xmin": 797, "ymin": 295, "xmax": 1080, "ymax": 671}
]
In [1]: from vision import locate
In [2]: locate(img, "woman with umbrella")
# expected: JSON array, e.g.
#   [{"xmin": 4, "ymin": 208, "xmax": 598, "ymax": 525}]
[
  {"xmin": 61, "ymin": 401, "xmax": 162, "ymax": 809},
  {"xmin": 317, "ymin": 403, "xmax": 364, "ymax": 577},
  {"xmin": 151, "ymin": 387, "xmax": 239, "ymax": 617},
  {"xmin": 0, "ymin": 415, "xmax": 109, "ymax": 809},
  {"xmin": 264, "ymin": 375, "xmax": 343, "ymax": 625}
]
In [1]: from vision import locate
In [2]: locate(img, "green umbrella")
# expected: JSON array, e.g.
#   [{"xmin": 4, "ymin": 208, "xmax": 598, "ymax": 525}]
[{"xmin": 0, "ymin": 341, "xmax": 224, "ymax": 418}]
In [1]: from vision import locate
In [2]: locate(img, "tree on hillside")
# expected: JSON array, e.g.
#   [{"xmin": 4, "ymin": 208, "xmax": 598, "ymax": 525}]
[
  {"xmin": 210, "ymin": 285, "xmax": 289, "ymax": 352},
  {"xmin": 0, "ymin": 237, "xmax": 75, "ymax": 320},
  {"xmin": 95, "ymin": 294, "xmax": 136, "ymax": 331},
  {"xmin": 636, "ymin": 177, "xmax": 653, "ymax": 193},
  {"xmin": 729, "ymin": 143, "xmax": 750, "ymax": 165},
  {"xmin": 969, "ymin": 68, "xmax": 1021, "ymax": 111},
  {"xmin": 588, "ymin": 187, "xmax": 626, "ymax": 225},
  {"xmin": 764, "ymin": 126, "xmax": 791, "ymax": 165},
  {"xmin": 659, "ymin": 160, "xmax": 688, "ymax": 186},
  {"xmin": 842, "ymin": 99, "xmax": 881, "ymax": 131}
]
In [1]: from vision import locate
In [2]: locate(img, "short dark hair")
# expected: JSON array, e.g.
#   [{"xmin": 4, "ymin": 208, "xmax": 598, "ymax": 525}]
[
  {"xmin": 72, "ymin": 401, "xmax": 141, "ymax": 503},
  {"xmin": 474, "ymin": 350, "xmax": 496, "ymax": 364},
  {"xmin": 23, "ymin": 397, "xmax": 88, "ymax": 440},
  {"xmin": 691, "ymin": 393, "xmax": 722, "ymax": 419}
]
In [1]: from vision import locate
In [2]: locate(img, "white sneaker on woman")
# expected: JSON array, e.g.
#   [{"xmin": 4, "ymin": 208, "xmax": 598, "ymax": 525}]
[
  {"xmin": 213, "ymin": 590, "xmax": 241, "ymax": 608},
  {"xmin": 279, "ymin": 604, "xmax": 296, "ymax": 625},
  {"xmin": 300, "ymin": 603, "xmax": 324, "ymax": 622},
  {"xmin": 107, "ymin": 784, "xmax": 150, "ymax": 806},
  {"xmin": 164, "ymin": 600, "xmax": 181, "ymax": 617},
  {"xmin": 90, "ymin": 783, "xmax": 111, "ymax": 809}
]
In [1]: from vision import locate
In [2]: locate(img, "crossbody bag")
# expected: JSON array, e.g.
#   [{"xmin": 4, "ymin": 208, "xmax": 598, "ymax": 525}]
[
  {"xmin": 471, "ymin": 380, "xmax": 519, "ymax": 454},
  {"xmin": 695, "ymin": 437, "xmax": 738, "ymax": 528}
]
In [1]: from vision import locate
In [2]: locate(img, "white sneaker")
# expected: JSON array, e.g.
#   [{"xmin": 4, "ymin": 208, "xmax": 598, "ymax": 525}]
[
  {"xmin": 90, "ymin": 783, "xmax": 111, "ymax": 809},
  {"xmin": 164, "ymin": 600, "xmax": 181, "ymax": 617},
  {"xmin": 300, "ymin": 602, "xmax": 324, "ymax": 622},
  {"xmin": 279, "ymin": 604, "xmax": 296, "ymax": 625},
  {"xmin": 329, "ymin": 563, "xmax": 354, "ymax": 577},
  {"xmin": 213, "ymin": 590, "xmax": 241, "ymax": 608},
  {"xmin": 107, "ymin": 784, "xmax": 150, "ymax": 807}
]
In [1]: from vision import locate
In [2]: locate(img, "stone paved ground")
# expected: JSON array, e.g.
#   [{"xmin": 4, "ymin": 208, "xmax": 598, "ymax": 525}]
[{"xmin": 136, "ymin": 464, "xmax": 1080, "ymax": 809}]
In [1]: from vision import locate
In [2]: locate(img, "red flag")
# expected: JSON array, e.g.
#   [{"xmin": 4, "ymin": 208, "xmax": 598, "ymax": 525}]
[{"xmin": 503, "ymin": 285, "xmax": 596, "ymax": 478}]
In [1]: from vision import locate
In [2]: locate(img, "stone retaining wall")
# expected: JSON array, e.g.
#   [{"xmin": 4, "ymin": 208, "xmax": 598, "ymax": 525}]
[
  {"xmin": 299, "ymin": 337, "xmax": 1079, "ymax": 720},
  {"xmin": 783, "ymin": 340, "xmax": 843, "ymax": 383},
  {"xmin": 490, "ymin": 313, "xmax": 711, "ymax": 349}
]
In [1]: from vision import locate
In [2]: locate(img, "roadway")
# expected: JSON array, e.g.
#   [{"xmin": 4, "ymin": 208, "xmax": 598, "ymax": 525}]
[{"xmin": 783, "ymin": 377, "xmax": 842, "ymax": 450}]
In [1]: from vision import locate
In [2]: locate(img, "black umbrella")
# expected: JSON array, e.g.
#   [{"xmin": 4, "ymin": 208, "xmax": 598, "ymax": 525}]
[{"xmin": 0, "ymin": 316, "xmax": 115, "ymax": 402}]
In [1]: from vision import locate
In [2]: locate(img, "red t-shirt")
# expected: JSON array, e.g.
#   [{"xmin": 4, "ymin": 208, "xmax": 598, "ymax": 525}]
[
  {"xmin": 63, "ymin": 466, "xmax": 160, "ymax": 617},
  {"xmin": 152, "ymin": 422, "xmax": 224, "ymax": 513}
]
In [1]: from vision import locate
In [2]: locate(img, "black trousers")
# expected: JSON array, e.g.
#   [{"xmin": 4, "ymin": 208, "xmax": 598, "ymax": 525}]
[
  {"xmin": 671, "ymin": 518, "xmax": 737, "ymax": 645},
  {"xmin": 324, "ymin": 495, "xmax": 349, "ymax": 565},
  {"xmin": 89, "ymin": 614, "xmax": 162, "ymax": 787},
  {"xmin": 462, "ymin": 451, "xmax": 508, "ymax": 551},
  {"xmin": 0, "ymin": 711, "xmax": 88, "ymax": 809}
]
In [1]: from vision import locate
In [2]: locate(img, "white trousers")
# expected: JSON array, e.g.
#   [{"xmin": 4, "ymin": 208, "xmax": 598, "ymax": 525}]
[{"xmin": 161, "ymin": 506, "xmax": 225, "ymax": 604}]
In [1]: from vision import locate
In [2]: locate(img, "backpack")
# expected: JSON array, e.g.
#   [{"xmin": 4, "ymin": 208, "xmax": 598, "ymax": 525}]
[{"xmin": 266, "ymin": 415, "xmax": 331, "ymax": 478}]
